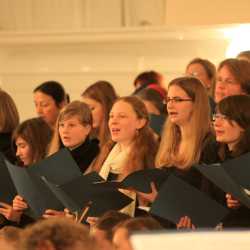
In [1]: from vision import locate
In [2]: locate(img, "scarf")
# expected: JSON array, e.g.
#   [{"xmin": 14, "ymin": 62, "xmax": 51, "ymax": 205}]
[{"xmin": 99, "ymin": 143, "xmax": 136, "ymax": 216}]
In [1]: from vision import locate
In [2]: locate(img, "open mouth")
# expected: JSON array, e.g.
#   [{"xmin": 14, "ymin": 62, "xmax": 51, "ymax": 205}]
[
  {"xmin": 215, "ymin": 130, "xmax": 224, "ymax": 136},
  {"xmin": 111, "ymin": 128, "xmax": 121, "ymax": 134},
  {"xmin": 168, "ymin": 111, "xmax": 178, "ymax": 116}
]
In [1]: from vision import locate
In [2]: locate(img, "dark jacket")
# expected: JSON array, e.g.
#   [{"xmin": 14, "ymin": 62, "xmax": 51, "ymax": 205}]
[{"xmin": 70, "ymin": 138, "xmax": 100, "ymax": 174}]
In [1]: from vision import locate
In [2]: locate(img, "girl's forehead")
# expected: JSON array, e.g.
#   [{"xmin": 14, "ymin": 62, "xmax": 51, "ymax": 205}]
[{"xmin": 111, "ymin": 101, "xmax": 134, "ymax": 112}]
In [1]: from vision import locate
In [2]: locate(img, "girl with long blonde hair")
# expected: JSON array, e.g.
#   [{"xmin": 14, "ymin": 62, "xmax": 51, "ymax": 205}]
[{"xmin": 156, "ymin": 76, "xmax": 216, "ymax": 169}]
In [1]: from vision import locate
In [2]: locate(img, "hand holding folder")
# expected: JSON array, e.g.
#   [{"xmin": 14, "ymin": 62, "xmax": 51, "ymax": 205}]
[{"xmin": 2, "ymin": 149, "xmax": 84, "ymax": 219}]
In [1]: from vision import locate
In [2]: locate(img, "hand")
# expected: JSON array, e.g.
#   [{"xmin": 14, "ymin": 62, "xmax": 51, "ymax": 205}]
[
  {"xmin": 176, "ymin": 216, "xmax": 196, "ymax": 230},
  {"xmin": 0, "ymin": 202, "xmax": 22, "ymax": 222},
  {"xmin": 43, "ymin": 209, "xmax": 66, "ymax": 219},
  {"xmin": 86, "ymin": 216, "xmax": 98, "ymax": 226},
  {"xmin": 13, "ymin": 195, "xmax": 28, "ymax": 212},
  {"xmin": 64, "ymin": 208, "xmax": 76, "ymax": 220},
  {"xmin": 136, "ymin": 182, "xmax": 158, "ymax": 203},
  {"xmin": 226, "ymin": 194, "xmax": 241, "ymax": 209}
]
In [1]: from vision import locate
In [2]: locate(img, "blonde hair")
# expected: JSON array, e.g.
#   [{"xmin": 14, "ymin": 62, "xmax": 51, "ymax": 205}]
[
  {"xmin": 92, "ymin": 96, "xmax": 158, "ymax": 179},
  {"xmin": 47, "ymin": 101, "xmax": 92, "ymax": 155},
  {"xmin": 155, "ymin": 77, "xmax": 211, "ymax": 169},
  {"xmin": 0, "ymin": 90, "xmax": 19, "ymax": 133}
]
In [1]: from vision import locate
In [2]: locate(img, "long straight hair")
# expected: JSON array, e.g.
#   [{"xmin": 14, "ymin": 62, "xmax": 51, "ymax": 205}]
[
  {"xmin": 155, "ymin": 77, "xmax": 211, "ymax": 169},
  {"xmin": 91, "ymin": 96, "xmax": 158, "ymax": 179}
]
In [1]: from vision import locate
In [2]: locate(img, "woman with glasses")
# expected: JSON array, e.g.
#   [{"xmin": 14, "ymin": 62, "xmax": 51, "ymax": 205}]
[
  {"xmin": 157, "ymin": 76, "xmax": 218, "ymax": 168},
  {"xmin": 137, "ymin": 77, "xmax": 219, "ymax": 228},
  {"xmin": 213, "ymin": 95, "xmax": 250, "ymax": 228},
  {"xmin": 214, "ymin": 58, "xmax": 250, "ymax": 103}
]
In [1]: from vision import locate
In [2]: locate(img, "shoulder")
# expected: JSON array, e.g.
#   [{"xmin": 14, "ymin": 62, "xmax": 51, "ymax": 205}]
[{"xmin": 200, "ymin": 132, "xmax": 220, "ymax": 164}]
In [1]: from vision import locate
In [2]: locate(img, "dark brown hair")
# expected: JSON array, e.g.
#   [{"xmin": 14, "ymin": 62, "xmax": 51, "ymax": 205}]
[
  {"xmin": 94, "ymin": 211, "xmax": 130, "ymax": 241},
  {"xmin": 33, "ymin": 81, "xmax": 66, "ymax": 107},
  {"xmin": 217, "ymin": 95, "xmax": 250, "ymax": 158},
  {"xmin": 136, "ymin": 88, "xmax": 166, "ymax": 115},
  {"xmin": 12, "ymin": 117, "xmax": 52, "ymax": 165},
  {"xmin": 133, "ymin": 71, "xmax": 162, "ymax": 87}
]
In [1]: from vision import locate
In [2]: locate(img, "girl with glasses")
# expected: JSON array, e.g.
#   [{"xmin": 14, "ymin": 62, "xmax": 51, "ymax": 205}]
[
  {"xmin": 137, "ymin": 77, "xmax": 220, "ymax": 229},
  {"xmin": 214, "ymin": 95, "xmax": 250, "ymax": 228}
]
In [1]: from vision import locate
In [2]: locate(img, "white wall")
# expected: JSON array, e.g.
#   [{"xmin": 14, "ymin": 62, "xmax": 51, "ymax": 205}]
[{"xmin": 0, "ymin": 0, "xmax": 248, "ymax": 120}]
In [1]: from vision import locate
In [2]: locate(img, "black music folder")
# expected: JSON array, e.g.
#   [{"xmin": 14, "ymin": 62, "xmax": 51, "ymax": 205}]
[
  {"xmin": 150, "ymin": 174, "xmax": 229, "ymax": 227},
  {"xmin": 221, "ymin": 152, "xmax": 250, "ymax": 189},
  {"xmin": 1, "ymin": 149, "xmax": 83, "ymax": 218},
  {"xmin": 28, "ymin": 148, "xmax": 82, "ymax": 185},
  {"xmin": 5, "ymin": 159, "xmax": 63, "ymax": 218},
  {"xmin": 58, "ymin": 173, "xmax": 133, "ymax": 217},
  {"xmin": 195, "ymin": 163, "xmax": 250, "ymax": 209},
  {"xmin": 94, "ymin": 168, "xmax": 169, "ymax": 193},
  {"xmin": 0, "ymin": 153, "xmax": 17, "ymax": 204}
]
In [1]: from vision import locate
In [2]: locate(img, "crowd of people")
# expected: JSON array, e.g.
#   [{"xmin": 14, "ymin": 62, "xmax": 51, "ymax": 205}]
[{"xmin": 1, "ymin": 50, "xmax": 250, "ymax": 250}]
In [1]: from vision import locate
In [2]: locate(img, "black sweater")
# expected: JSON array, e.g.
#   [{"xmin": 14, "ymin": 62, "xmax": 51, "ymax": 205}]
[{"xmin": 70, "ymin": 138, "xmax": 100, "ymax": 174}]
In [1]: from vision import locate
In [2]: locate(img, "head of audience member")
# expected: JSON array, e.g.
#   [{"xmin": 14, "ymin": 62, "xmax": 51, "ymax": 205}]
[
  {"xmin": 91, "ymin": 211, "xmax": 130, "ymax": 250},
  {"xmin": 12, "ymin": 118, "xmax": 52, "ymax": 166},
  {"xmin": 213, "ymin": 95, "xmax": 250, "ymax": 160},
  {"xmin": 112, "ymin": 217, "xmax": 162, "ymax": 250},
  {"xmin": 20, "ymin": 218, "xmax": 95, "ymax": 250},
  {"xmin": 0, "ymin": 226, "xmax": 21, "ymax": 250},
  {"xmin": 0, "ymin": 90, "xmax": 19, "ymax": 134},
  {"xmin": 136, "ymin": 88, "xmax": 166, "ymax": 115},
  {"xmin": 47, "ymin": 101, "xmax": 92, "ymax": 155},
  {"xmin": 215, "ymin": 58, "xmax": 250, "ymax": 103},
  {"xmin": 33, "ymin": 81, "xmax": 67, "ymax": 129},
  {"xmin": 81, "ymin": 81, "xmax": 118, "ymax": 147},
  {"xmin": 186, "ymin": 57, "xmax": 216, "ymax": 96},
  {"xmin": 156, "ymin": 76, "xmax": 211, "ymax": 168},
  {"xmin": 237, "ymin": 50, "xmax": 250, "ymax": 62}
]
